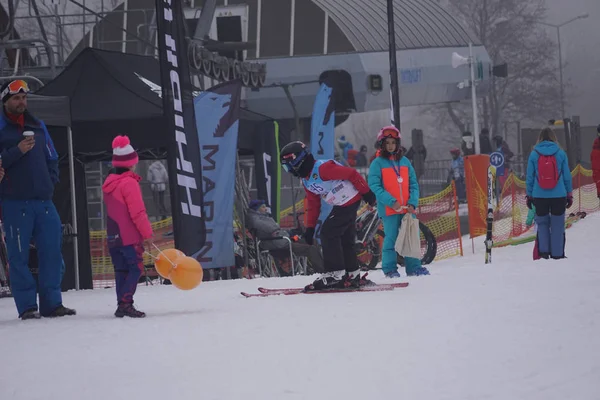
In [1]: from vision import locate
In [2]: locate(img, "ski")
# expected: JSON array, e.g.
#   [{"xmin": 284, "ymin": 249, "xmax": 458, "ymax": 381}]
[
  {"xmin": 257, "ymin": 281, "xmax": 409, "ymax": 295},
  {"xmin": 241, "ymin": 284, "xmax": 406, "ymax": 298},
  {"xmin": 485, "ymin": 164, "xmax": 497, "ymax": 264}
]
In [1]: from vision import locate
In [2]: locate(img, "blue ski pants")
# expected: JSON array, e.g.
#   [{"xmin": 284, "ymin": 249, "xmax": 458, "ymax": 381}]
[
  {"xmin": 1, "ymin": 199, "xmax": 64, "ymax": 317},
  {"xmin": 109, "ymin": 245, "xmax": 144, "ymax": 305},
  {"xmin": 381, "ymin": 213, "xmax": 421, "ymax": 275},
  {"xmin": 534, "ymin": 197, "xmax": 566, "ymax": 258}
]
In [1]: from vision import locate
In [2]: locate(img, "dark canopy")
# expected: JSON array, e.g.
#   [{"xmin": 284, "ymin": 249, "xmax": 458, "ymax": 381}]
[
  {"xmin": 27, "ymin": 94, "xmax": 71, "ymax": 127},
  {"xmin": 37, "ymin": 47, "xmax": 163, "ymax": 122},
  {"xmin": 36, "ymin": 47, "xmax": 273, "ymax": 157}
]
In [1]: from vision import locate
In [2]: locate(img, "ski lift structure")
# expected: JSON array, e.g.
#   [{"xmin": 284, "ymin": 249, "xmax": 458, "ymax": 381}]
[
  {"xmin": 0, "ymin": 0, "xmax": 267, "ymax": 89},
  {"xmin": 188, "ymin": 37, "xmax": 266, "ymax": 88}
]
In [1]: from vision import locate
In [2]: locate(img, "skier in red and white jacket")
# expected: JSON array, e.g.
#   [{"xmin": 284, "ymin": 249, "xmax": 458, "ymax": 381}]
[{"xmin": 280, "ymin": 141, "xmax": 376, "ymax": 291}]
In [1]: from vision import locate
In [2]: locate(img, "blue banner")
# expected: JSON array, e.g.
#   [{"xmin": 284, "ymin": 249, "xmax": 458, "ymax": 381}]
[
  {"xmin": 192, "ymin": 80, "xmax": 242, "ymax": 269},
  {"xmin": 310, "ymin": 83, "xmax": 335, "ymax": 243},
  {"xmin": 310, "ymin": 83, "xmax": 335, "ymax": 159}
]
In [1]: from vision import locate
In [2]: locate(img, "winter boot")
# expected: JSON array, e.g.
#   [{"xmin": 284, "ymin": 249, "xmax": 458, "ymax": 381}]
[
  {"xmin": 115, "ymin": 304, "xmax": 146, "ymax": 318},
  {"xmin": 20, "ymin": 309, "xmax": 41, "ymax": 320},
  {"xmin": 406, "ymin": 267, "xmax": 430, "ymax": 276},
  {"xmin": 305, "ymin": 270, "xmax": 346, "ymax": 291},
  {"xmin": 384, "ymin": 270, "xmax": 401, "ymax": 278},
  {"xmin": 45, "ymin": 305, "xmax": 77, "ymax": 318}
]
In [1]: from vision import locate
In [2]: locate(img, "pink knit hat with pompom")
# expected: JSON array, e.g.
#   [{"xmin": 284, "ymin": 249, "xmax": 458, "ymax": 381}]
[{"xmin": 112, "ymin": 135, "xmax": 139, "ymax": 168}]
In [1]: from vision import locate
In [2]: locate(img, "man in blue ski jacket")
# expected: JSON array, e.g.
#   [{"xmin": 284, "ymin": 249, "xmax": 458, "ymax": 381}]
[{"xmin": 0, "ymin": 79, "xmax": 76, "ymax": 319}]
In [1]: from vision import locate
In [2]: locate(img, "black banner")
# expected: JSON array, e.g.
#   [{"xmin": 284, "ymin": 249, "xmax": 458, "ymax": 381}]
[
  {"xmin": 252, "ymin": 121, "xmax": 280, "ymax": 222},
  {"xmin": 155, "ymin": 0, "xmax": 206, "ymax": 254}
]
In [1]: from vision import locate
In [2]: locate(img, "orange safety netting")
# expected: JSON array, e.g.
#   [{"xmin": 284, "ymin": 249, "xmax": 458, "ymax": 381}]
[
  {"xmin": 464, "ymin": 154, "xmax": 491, "ymax": 238},
  {"xmin": 280, "ymin": 183, "xmax": 464, "ymax": 262},
  {"xmin": 89, "ymin": 218, "xmax": 174, "ymax": 288},
  {"xmin": 279, "ymin": 200, "xmax": 304, "ymax": 229},
  {"xmin": 280, "ymin": 182, "xmax": 462, "ymax": 260},
  {"xmin": 467, "ymin": 164, "xmax": 599, "ymax": 247},
  {"xmin": 416, "ymin": 181, "xmax": 463, "ymax": 261},
  {"xmin": 90, "ymin": 182, "xmax": 465, "ymax": 286}
]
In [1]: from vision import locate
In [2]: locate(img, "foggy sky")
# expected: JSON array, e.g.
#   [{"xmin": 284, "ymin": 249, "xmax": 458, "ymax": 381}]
[{"xmin": 545, "ymin": 0, "xmax": 599, "ymax": 126}]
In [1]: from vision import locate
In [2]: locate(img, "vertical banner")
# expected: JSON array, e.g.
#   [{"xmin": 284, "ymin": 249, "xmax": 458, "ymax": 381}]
[
  {"xmin": 309, "ymin": 83, "xmax": 335, "ymax": 243},
  {"xmin": 310, "ymin": 83, "xmax": 335, "ymax": 159},
  {"xmin": 155, "ymin": 0, "xmax": 206, "ymax": 255},
  {"xmin": 193, "ymin": 80, "xmax": 242, "ymax": 269},
  {"xmin": 253, "ymin": 121, "xmax": 281, "ymax": 222},
  {"xmin": 464, "ymin": 154, "xmax": 491, "ymax": 238}
]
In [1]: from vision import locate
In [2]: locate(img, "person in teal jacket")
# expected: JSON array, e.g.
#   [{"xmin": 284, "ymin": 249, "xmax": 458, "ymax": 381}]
[
  {"xmin": 525, "ymin": 127, "xmax": 573, "ymax": 259},
  {"xmin": 368, "ymin": 126, "xmax": 430, "ymax": 278}
]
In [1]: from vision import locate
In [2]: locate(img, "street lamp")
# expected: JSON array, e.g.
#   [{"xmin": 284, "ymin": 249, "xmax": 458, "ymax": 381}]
[
  {"xmin": 534, "ymin": 13, "xmax": 589, "ymax": 118},
  {"xmin": 452, "ymin": 43, "xmax": 480, "ymax": 154}
]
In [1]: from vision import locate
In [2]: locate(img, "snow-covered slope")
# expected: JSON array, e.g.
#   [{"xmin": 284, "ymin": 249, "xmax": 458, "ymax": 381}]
[{"xmin": 1, "ymin": 214, "xmax": 599, "ymax": 400}]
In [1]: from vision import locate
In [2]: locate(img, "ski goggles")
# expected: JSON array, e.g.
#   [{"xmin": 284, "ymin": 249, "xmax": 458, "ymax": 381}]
[
  {"xmin": 281, "ymin": 150, "xmax": 307, "ymax": 173},
  {"xmin": 380, "ymin": 127, "xmax": 400, "ymax": 139},
  {"xmin": 1, "ymin": 80, "xmax": 30, "ymax": 101}
]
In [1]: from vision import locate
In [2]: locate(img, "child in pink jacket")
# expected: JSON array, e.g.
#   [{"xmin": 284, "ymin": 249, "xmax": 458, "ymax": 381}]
[{"xmin": 102, "ymin": 135, "xmax": 153, "ymax": 318}]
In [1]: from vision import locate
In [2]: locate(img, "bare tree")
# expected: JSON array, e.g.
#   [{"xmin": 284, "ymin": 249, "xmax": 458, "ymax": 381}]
[{"xmin": 425, "ymin": 0, "xmax": 562, "ymax": 142}]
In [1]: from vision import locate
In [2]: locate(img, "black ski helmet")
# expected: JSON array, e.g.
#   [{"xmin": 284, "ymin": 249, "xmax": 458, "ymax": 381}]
[{"xmin": 280, "ymin": 141, "xmax": 315, "ymax": 178}]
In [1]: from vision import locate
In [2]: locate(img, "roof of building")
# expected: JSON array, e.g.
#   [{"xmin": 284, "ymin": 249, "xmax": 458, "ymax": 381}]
[{"xmin": 311, "ymin": 0, "xmax": 479, "ymax": 52}]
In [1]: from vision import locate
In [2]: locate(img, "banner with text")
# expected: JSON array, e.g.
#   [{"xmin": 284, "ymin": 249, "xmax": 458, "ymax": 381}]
[
  {"xmin": 192, "ymin": 80, "xmax": 242, "ymax": 268},
  {"xmin": 155, "ymin": 0, "xmax": 206, "ymax": 255},
  {"xmin": 252, "ymin": 121, "xmax": 281, "ymax": 222},
  {"xmin": 309, "ymin": 83, "xmax": 335, "ymax": 243}
]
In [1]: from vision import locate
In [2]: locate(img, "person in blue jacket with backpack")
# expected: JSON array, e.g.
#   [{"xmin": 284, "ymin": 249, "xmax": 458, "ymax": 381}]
[{"xmin": 525, "ymin": 127, "xmax": 573, "ymax": 259}]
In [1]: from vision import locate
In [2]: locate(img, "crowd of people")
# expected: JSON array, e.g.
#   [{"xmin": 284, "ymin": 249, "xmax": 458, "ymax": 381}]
[
  {"xmin": 258, "ymin": 122, "xmax": 600, "ymax": 290},
  {"xmin": 1, "ymin": 76, "xmax": 598, "ymax": 316},
  {"xmin": 333, "ymin": 129, "xmax": 519, "ymax": 205}
]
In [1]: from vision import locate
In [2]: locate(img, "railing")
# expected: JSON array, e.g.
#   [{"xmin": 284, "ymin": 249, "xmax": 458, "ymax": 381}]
[{"xmin": 1, "ymin": 6, "xmax": 159, "ymax": 79}]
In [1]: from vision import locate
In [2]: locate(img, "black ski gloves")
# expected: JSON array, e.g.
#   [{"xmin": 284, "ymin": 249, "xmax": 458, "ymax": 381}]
[
  {"xmin": 566, "ymin": 194, "xmax": 573, "ymax": 209},
  {"xmin": 304, "ymin": 227, "xmax": 315, "ymax": 245},
  {"xmin": 362, "ymin": 190, "xmax": 376, "ymax": 206},
  {"xmin": 526, "ymin": 196, "xmax": 534, "ymax": 210}
]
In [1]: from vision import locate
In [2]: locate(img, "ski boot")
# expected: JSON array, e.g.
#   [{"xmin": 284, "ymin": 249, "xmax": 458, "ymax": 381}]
[
  {"xmin": 384, "ymin": 270, "xmax": 401, "ymax": 279},
  {"xmin": 304, "ymin": 270, "xmax": 346, "ymax": 291},
  {"xmin": 406, "ymin": 267, "xmax": 430, "ymax": 276},
  {"xmin": 346, "ymin": 270, "xmax": 376, "ymax": 288}
]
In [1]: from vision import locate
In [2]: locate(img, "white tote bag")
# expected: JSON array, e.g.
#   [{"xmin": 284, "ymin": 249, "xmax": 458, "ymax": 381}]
[{"xmin": 395, "ymin": 215, "xmax": 422, "ymax": 259}]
